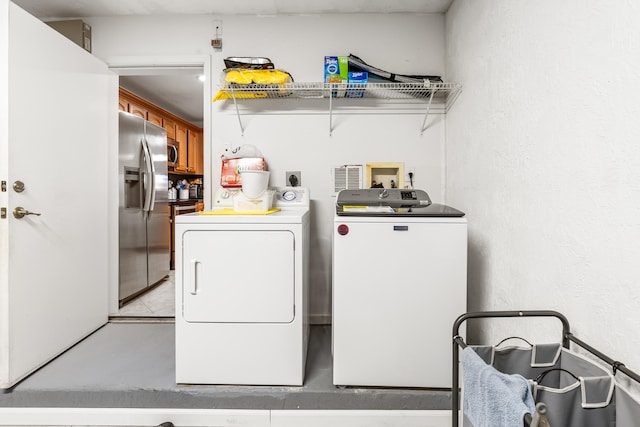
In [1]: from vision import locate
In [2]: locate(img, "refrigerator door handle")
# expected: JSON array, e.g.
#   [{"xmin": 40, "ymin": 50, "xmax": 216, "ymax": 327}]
[
  {"xmin": 146, "ymin": 137, "xmax": 157, "ymax": 211},
  {"xmin": 141, "ymin": 138, "xmax": 155, "ymax": 213}
]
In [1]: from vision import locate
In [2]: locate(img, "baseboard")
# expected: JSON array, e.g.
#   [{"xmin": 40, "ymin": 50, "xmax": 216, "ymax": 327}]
[
  {"xmin": 0, "ymin": 408, "xmax": 452, "ymax": 427},
  {"xmin": 272, "ymin": 410, "xmax": 452, "ymax": 427}
]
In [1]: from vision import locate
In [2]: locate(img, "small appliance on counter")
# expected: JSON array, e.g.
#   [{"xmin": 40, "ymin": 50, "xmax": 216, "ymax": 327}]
[
  {"xmin": 189, "ymin": 184, "xmax": 200, "ymax": 199},
  {"xmin": 216, "ymin": 144, "xmax": 273, "ymax": 212},
  {"xmin": 231, "ymin": 170, "xmax": 273, "ymax": 211}
]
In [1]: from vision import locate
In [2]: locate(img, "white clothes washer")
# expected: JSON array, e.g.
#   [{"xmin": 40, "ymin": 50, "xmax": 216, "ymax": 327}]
[
  {"xmin": 332, "ymin": 188, "xmax": 467, "ymax": 388},
  {"xmin": 175, "ymin": 187, "xmax": 310, "ymax": 386}
]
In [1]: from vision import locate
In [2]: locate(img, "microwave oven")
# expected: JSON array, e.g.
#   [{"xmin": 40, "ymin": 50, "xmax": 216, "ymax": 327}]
[{"xmin": 167, "ymin": 139, "xmax": 178, "ymax": 168}]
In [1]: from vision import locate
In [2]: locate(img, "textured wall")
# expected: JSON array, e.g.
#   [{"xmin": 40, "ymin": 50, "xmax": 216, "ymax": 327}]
[{"xmin": 445, "ymin": 0, "xmax": 640, "ymax": 382}]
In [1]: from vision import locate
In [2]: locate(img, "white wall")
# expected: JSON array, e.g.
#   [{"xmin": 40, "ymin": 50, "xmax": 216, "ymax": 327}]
[
  {"xmin": 87, "ymin": 13, "xmax": 447, "ymax": 322},
  {"xmin": 445, "ymin": 0, "xmax": 640, "ymax": 380}
]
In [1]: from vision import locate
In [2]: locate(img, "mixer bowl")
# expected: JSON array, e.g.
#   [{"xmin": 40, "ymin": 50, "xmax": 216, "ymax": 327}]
[{"xmin": 240, "ymin": 170, "xmax": 270, "ymax": 198}]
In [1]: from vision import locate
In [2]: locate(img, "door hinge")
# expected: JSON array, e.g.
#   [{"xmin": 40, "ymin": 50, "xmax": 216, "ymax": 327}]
[
  {"xmin": 1, "ymin": 181, "xmax": 6, "ymax": 192},
  {"xmin": 1, "ymin": 207, "xmax": 6, "ymax": 219}
]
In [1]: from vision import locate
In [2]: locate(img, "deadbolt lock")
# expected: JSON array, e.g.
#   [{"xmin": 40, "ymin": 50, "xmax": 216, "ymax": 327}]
[{"xmin": 13, "ymin": 181, "xmax": 25, "ymax": 193}]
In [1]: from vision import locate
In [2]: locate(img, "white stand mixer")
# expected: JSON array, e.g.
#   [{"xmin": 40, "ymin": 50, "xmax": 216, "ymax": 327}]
[{"xmin": 216, "ymin": 170, "xmax": 274, "ymax": 212}]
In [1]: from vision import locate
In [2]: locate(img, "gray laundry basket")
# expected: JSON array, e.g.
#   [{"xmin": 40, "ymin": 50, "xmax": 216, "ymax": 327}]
[
  {"xmin": 452, "ymin": 311, "xmax": 640, "ymax": 427},
  {"xmin": 467, "ymin": 341, "xmax": 615, "ymax": 426}
]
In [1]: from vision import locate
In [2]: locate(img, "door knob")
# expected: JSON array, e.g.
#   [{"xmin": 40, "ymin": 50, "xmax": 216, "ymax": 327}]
[
  {"xmin": 13, "ymin": 207, "xmax": 41, "ymax": 219},
  {"xmin": 13, "ymin": 180, "xmax": 25, "ymax": 193}
]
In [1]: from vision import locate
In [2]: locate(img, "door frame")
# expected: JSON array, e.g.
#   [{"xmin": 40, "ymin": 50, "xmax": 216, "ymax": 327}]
[{"xmin": 106, "ymin": 55, "xmax": 212, "ymax": 316}]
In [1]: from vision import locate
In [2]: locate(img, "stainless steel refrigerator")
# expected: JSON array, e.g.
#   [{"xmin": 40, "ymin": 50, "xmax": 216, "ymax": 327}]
[{"xmin": 119, "ymin": 111, "xmax": 169, "ymax": 305}]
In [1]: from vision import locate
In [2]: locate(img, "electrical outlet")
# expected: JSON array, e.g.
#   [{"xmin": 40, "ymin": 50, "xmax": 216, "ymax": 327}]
[{"xmin": 286, "ymin": 171, "xmax": 301, "ymax": 187}]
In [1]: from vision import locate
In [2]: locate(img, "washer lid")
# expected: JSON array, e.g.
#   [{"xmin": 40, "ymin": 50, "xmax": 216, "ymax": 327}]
[
  {"xmin": 336, "ymin": 188, "xmax": 431, "ymax": 208},
  {"xmin": 336, "ymin": 188, "xmax": 464, "ymax": 217},
  {"xmin": 336, "ymin": 203, "xmax": 465, "ymax": 217}
]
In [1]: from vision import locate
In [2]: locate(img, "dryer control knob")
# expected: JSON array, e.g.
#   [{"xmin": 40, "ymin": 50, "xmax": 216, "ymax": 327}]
[{"xmin": 282, "ymin": 190, "xmax": 296, "ymax": 201}]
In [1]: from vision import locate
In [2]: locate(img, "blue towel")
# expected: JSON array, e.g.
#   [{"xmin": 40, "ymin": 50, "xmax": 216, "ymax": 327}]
[{"xmin": 462, "ymin": 346, "xmax": 535, "ymax": 427}]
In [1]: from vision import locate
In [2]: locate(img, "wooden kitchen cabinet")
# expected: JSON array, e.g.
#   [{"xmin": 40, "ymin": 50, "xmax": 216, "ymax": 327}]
[
  {"xmin": 174, "ymin": 124, "xmax": 188, "ymax": 172},
  {"xmin": 187, "ymin": 128, "xmax": 203, "ymax": 175},
  {"xmin": 163, "ymin": 117, "xmax": 176, "ymax": 140},
  {"xmin": 147, "ymin": 110, "xmax": 163, "ymax": 128},
  {"xmin": 120, "ymin": 90, "xmax": 148, "ymax": 119},
  {"xmin": 127, "ymin": 100, "xmax": 147, "ymax": 119}
]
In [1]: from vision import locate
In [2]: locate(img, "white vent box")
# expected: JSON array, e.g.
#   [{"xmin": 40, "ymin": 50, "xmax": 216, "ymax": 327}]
[{"xmin": 332, "ymin": 165, "xmax": 363, "ymax": 193}]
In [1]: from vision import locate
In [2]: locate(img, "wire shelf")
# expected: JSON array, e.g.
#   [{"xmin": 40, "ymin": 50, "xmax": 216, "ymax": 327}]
[
  {"xmin": 216, "ymin": 81, "xmax": 462, "ymax": 136},
  {"xmin": 218, "ymin": 81, "xmax": 461, "ymax": 101}
]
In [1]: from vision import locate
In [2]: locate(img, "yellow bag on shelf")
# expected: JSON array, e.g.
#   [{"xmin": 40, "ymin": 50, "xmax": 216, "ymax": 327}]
[
  {"xmin": 213, "ymin": 69, "xmax": 293, "ymax": 101},
  {"xmin": 224, "ymin": 69, "xmax": 291, "ymax": 85},
  {"xmin": 213, "ymin": 91, "xmax": 267, "ymax": 101}
]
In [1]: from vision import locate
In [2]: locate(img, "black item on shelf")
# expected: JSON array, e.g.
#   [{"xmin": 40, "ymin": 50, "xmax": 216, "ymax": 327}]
[
  {"xmin": 347, "ymin": 54, "xmax": 443, "ymax": 84},
  {"xmin": 224, "ymin": 57, "xmax": 274, "ymax": 70}
]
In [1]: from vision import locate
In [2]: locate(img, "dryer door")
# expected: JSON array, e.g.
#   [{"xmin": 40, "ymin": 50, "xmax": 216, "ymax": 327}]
[{"xmin": 182, "ymin": 230, "xmax": 295, "ymax": 323}]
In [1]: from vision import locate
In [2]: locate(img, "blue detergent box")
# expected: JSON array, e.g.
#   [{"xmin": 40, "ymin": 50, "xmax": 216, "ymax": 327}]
[{"xmin": 346, "ymin": 71, "xmax": 368, "ymax": 98}]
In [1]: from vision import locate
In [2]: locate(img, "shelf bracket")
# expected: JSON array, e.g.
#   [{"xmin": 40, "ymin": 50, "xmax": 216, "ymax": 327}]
[
  {"xmin": 230, "ymin": 87, "xmax": 245, "ymax": 136},
  {"xmin": 420, "ymin": 89, "xmax": 436, "ymax": 135},
  {"xmin": 329, "ymin": 91, "xmax": 333, "ymax": 136}
]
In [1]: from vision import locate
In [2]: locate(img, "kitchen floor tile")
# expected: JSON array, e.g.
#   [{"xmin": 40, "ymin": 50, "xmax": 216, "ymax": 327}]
[{"xmin": 116, "ymin": 271, "xmax": 175, "ymax": 317}]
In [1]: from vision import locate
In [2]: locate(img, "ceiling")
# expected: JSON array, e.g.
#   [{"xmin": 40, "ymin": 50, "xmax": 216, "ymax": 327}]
[
  {"xmin": 118, "ymin": 70, "xmax": 206, "ymax": 127},
  {"xmin": 12, "ymin": 0, "xmax": 454, "ymax": 19},
  {"xmin": 13, "ymin": 0, "xmax": 453, "ymax": 127}
]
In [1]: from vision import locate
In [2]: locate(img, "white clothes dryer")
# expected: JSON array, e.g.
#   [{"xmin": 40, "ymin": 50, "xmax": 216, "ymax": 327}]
[{"xmin": 175, "ymin": 187, "xmax": 310, "ymax": 386}]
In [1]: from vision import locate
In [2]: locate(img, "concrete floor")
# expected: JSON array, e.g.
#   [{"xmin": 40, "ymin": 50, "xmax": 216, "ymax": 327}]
[{"xmin": 0, "ymin": 323, "xmax": 451, "ymax": 410}]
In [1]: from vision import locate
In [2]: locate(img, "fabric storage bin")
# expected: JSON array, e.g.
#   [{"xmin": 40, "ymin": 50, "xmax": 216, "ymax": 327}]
[
  {"xmin": 464, "ymin": 342, "xmax": 615, "ymax": 426},
  {"xmin": 452, "ymin": 310, "xmax": 640, "ymax": 427}
]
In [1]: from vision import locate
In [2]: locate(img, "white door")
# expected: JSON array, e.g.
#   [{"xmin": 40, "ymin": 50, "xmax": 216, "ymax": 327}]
[{"xmin": 0, "ymin": 1, "xmax": 112, "ymax": 389}]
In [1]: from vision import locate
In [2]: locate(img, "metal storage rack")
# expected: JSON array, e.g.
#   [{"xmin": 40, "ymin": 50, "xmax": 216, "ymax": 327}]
[{"xmin": 216, "ymin": 81, "xmax": 462, "ymax": 136}]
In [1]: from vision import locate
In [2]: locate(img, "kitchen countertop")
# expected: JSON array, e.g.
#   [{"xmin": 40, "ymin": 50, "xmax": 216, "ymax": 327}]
[{"xmin": 168, "ymin": 198, "xmax": 202, "ymax": 206}]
